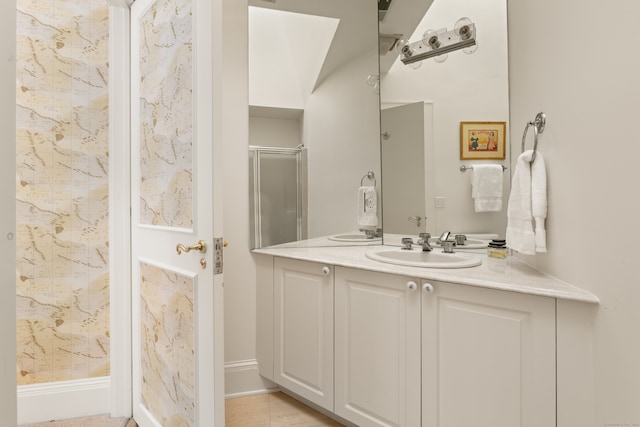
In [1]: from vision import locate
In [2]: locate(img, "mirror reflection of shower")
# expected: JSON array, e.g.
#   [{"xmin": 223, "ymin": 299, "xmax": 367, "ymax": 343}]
[{"xmin": 249, "ymin": 144, "xmax": 306, "ymax": 249}]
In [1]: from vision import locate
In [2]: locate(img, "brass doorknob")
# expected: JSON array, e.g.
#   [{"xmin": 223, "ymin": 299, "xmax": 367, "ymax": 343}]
[{"xmin": 176, "ymin": 240, "xmax": 207, "ymax": 255}]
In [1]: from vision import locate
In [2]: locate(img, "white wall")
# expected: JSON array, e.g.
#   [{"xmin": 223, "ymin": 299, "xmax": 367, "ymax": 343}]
[
  {"xmin": 0, "ymin": 1, "xmax": 16, "ymax": 423},
  {"xmin": 507, "ymin": 1, "xmax": 640, "ymax": 425},
  {"xmin": 381, "ymin": 0, "xmax": 509, "ymax": 236},
  {"xmin": 249, "ymin": 116, "xmax": 302, "ymax": 149},
  {"xmin": 222, "ymin": 0, "xmax": 278, "ymax": 396},
  {"xmin": 304, "ymin": 50, "xmax": 381, "ymax": 237}
]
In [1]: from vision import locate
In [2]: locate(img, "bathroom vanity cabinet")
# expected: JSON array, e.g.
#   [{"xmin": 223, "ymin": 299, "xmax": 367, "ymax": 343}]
[
  {"xmin": 257, "ymin": 255, "xmax": 558, "ymax": 427},
  {"xmin": 272, "ymin": 257, "xmax": 334, "ymax": 410}
]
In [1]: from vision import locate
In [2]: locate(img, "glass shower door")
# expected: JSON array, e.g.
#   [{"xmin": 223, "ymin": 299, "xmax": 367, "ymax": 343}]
[{"xmin": 249, "ymin": 147, "xmax": 304, "ymax": 248}]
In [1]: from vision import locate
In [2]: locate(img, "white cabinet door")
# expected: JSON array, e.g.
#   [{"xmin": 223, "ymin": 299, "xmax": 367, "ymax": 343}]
[
  {"xmin": 274, "ymin": 258, "xmax": 334, "ymax": 410},
  {"xmin": 422, "ymin": 280, "xmax": 556, "ymax": 427},
  {"xmin": 335, "ymin": 267, "xmax": 421, "ymax": 427}
]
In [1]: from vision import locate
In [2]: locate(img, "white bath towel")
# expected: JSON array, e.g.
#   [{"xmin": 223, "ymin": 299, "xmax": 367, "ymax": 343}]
[
  {"xmin": 357, "ymin": 186, "xmax": 378, "ymax": 228},
  {"xmin": 506, "ymin": 150, "xmax": 547, "ymax": 254},
  {"xmin": 470, "ymin": 165, "xmax": 503, "ymax": 212}
]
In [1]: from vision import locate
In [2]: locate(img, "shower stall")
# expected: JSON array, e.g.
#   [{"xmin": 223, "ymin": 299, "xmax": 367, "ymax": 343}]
[{"xmin": 249, "ymin": 146, "xmax": 307, "ymax": 248}]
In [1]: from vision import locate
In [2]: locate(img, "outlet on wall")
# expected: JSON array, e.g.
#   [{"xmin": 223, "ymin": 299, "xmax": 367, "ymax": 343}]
[{"xmin": 435, "ymin": 197, "xmax": 446, "ymax": 208}]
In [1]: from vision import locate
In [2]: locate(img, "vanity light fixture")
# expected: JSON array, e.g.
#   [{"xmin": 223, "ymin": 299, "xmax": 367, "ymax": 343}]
[{"xmin": 397, "ymin": 17, "xmax": 478, "ymax": 66}]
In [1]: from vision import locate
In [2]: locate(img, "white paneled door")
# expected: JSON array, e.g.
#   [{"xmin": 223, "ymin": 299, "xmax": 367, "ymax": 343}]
[{"xmin": 131, "ymin": 0, "xmax": 223, "ymax": 425}]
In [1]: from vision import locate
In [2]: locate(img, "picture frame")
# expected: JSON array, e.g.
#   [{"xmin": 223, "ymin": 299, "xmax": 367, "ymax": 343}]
[{"xmin": 460, "ymin": 121, "xmax": 506, "ymax": 160}]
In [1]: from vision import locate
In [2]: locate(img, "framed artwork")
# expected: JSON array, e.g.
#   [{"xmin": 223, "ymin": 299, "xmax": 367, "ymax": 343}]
[{"xmin": 460, "ymin": 121, "xmax": 506, "ymax": 160}]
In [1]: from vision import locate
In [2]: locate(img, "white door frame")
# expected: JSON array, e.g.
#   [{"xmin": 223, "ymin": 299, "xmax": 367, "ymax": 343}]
[
  {"xmin": 107, "ymin": 0, "xmax": 134, "ymax": 418},
  {"xmin": 0, "ymin": 0, "xmax": 17, "ymax": 424}
]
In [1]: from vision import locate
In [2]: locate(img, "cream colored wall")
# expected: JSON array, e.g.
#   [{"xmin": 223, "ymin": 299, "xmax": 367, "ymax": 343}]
[
  {"xmin": 15, "ymin": 0, "xmax": 110, "ymax": 385},
  {"xmin": 0, "ymin": 0, "xmax": 17, "ymax": 423},
  {"xmin": 507, "ymin": 1, "xmax": 640, "ymax": 425}
]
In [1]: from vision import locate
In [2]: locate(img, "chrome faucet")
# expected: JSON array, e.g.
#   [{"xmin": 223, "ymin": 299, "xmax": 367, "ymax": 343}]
[
  {"xmin": 438, "ymin": 231, "xmax": 456, "ymax": 253},
  {"xmin": 360, "ymin": 228, "xmax": 382, "ymax": 239},
  {"xmin": 417, "ymin": 232, "xmax": 432, "ymax": 252},
  {"xmin": 438, "ymin": 231, "xmax": 451, "ymax": 243}
]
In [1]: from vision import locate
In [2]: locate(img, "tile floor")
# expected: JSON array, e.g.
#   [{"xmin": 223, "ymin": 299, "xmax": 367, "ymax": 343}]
[{"xmin": 225, "ymin": 392, "xmax": 345, "ymax": 426}]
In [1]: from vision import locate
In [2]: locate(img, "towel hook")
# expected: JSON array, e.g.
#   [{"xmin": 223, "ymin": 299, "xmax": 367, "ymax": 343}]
[
  {"xmin": 361, "ymin": 171, "xmax": 376, "ymax": 187},
  {"xmin": 521, "ymin": 112, "xmax": 546, "ymax": 163}
]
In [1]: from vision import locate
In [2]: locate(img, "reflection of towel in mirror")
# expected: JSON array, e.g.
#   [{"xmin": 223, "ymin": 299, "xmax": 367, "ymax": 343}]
[
  {"xmin": 357, "ymin": 186, "xmax": 378, "ymax": 228},
  {"xmin": 506, "ymin": 150, "xmax": 547, "ymax": 254},
  {"xmin": 470, "ymin": 165, "xmax": 503, "ymax": 212}
]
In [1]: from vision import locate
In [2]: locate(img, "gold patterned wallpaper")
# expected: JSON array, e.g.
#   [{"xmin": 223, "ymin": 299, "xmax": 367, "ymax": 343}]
[
  {"xmin": 15, "ymin": 0, "xmax": 110, "ymax": 385},
  {"xmin": 140, "ymin": 262, "xmax": 195, "ymax": 426},
  {"xmin": 139, "ymin": 0, "xmax": 193, "ymax": 229}
]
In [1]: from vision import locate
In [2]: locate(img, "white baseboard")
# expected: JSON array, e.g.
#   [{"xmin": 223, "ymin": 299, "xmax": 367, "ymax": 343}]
[
  {"xmin": 224, "ymin": 359, "xmax": 278, "ymax": 398},
  {"xmin": 18, "ymin": 377, "xmax": 111, "ymax": 425}
]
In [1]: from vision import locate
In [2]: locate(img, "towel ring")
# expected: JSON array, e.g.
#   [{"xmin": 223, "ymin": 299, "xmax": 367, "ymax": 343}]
[
  {"xmin": 361, "ymin": 171, "xmax": 376, "ymax": 187},
  {"xmin": 521, "ymin": 112, "xmax": 546, "ymax": 163}
]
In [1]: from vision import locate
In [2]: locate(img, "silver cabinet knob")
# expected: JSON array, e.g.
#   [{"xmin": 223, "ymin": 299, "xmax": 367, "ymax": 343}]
[
  {"xmin": 322, "ymin": 266, "xmax": 330, "ymax": 275},
  {"xmin": 407, "ymin": 281, "xmax": 418, "ymax": 291},
  {"xmin": 423, "ymin": 283, "xmax": 434, "ymax": 293}
]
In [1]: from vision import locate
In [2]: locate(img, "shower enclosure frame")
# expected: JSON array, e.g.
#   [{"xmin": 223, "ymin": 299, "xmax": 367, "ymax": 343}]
[{"xmin": 249, "ymin": 145, "xmax": 306, "ymax": 249}]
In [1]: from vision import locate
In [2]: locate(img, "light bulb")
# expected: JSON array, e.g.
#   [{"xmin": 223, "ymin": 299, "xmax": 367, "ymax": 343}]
[
  {"xmin": 433, "ymin": 54, "xmax": 448, "ymax": 64},
  {"xmin": 395, "ymin": 39, "xmax": 410, "ymax": 56},
  {"xmin": 454, "ymin": 17, "xmax": 474, "ymax": 40},
  {"xmin": 373, "ymin": 81, "xmax": 380, "ymax": 95},
  {"xmin": 422, "ymin": 29, "xmax": 440, "ymax": 49},
  {"xmin": 463, "ymin": 41, "xmax": 479, "ymax": 54},
  {"xmin": 409, "ymin": 61, "xmax": 422, "ymax": 70}
]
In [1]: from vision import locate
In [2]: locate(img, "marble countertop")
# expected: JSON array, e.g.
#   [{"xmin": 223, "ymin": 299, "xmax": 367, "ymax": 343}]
[{"xmin": 252, "ymin": 236, "xmax": 599, "ymax": 304}]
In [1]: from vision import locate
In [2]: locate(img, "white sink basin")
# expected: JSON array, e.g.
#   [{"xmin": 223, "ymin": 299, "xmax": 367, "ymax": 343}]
[
  {"xmin": 431, "ymin": 238, "xmax": 488, "ymax": 249},
  {"xmin": 328, "ymin": 233, "xmax": 382, "ymax": 243},
  {"xmin": 365, "ymin": 248, "xmax": 481, "ymax": 268}
]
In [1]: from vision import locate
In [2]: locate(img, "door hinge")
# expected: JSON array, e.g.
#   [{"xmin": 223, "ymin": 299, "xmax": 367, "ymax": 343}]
[{"xmin": 214, "ymin": 237, "xmax": 224, "ymax": 275}]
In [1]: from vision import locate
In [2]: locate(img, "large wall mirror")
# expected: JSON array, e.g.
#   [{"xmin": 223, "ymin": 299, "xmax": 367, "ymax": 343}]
[
  {"xmin": 248, "ymin": 0, "xmax": 381, "ymax": 249},
  {"xmin": 248, "ymin": 0, "xmax": 509, "ymax": 249},
  {"xmin": 380, "ymin": 0, "xmax": 510, "ymax": 243}
]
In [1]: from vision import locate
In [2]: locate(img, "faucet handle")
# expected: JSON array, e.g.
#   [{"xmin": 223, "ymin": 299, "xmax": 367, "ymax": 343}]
[
  {"xmin": 441, "ymin": 240, "xmax": 455, "ymax": 253},
  {"xmin": 418, "ymin": 232, "xmax": 431, "ymax": 241},
  {"xmin": 401, "ymin": 237, "xmax": 414, "ymax": 250}
]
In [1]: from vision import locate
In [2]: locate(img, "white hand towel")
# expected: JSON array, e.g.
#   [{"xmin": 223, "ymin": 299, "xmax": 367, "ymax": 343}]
[
  {"xmin": 531, "ymin": 152, "xmax": 547, "ymax": 252},
  {"xmin": 506, "ymin": 150, "xmax": 547, "ymax": 254},
  {"xmin": 470, "ymin": 165, "xmax": 503, "ymax": 212},
  {"xmin": 357, "ymin": 186, "xmax": 378, "ymax": 228}
]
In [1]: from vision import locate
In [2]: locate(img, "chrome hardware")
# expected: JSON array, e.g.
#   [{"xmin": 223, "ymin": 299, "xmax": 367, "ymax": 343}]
[
  {"xmin": 439, "ymin": 231, "xmax": 451, "ymax": 243},
  {"xmin": 322, "ymin": 266, "xmax": 330, "ymax": 275},
  {"xmin": 423, "ymin": 283, "xmax": 434, "ymax": 293},
  {"xmin": 441, "ymin": 241, "xmax": 455, "ymax": 253},
  {"xmin": 401, "ymin": 238, "xmax": 414, "ymax": 250},
  {"xmin": 521, "ymin": 112, "xmax": 546, "ymax": 163},
  {"xmin": 176, "ymin": 240, "xmax": 207, "ymax": 255},
  {"xmin": 460, "ymin": 164, "xmax": 507, "ymax": 172},
  {"xmin": 407, "ymin": 281, "xmax": 417, "ymax": 291},
  {"xmin": 408, "ymin": 215, "xmax": 422, "ymax": 227},
  {"xmin": 360, "ymin": 228, "xmax": 383, "ymax": 239},
  {"xmin": 455, "ymin": 234, "xmax": 467, "ymax": 246},
  {"xmin": 417, "ymin": 232, "xmax": 433, "ymax": 252},
  {"xmin": 361, "ymin": 171, "xmax": 376, "ymax": 187}
]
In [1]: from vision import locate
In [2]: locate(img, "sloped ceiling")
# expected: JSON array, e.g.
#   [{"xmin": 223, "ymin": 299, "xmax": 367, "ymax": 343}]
[{"xmin": 248, "ymin": 6, "xmax": 338, "ymax": 108}]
